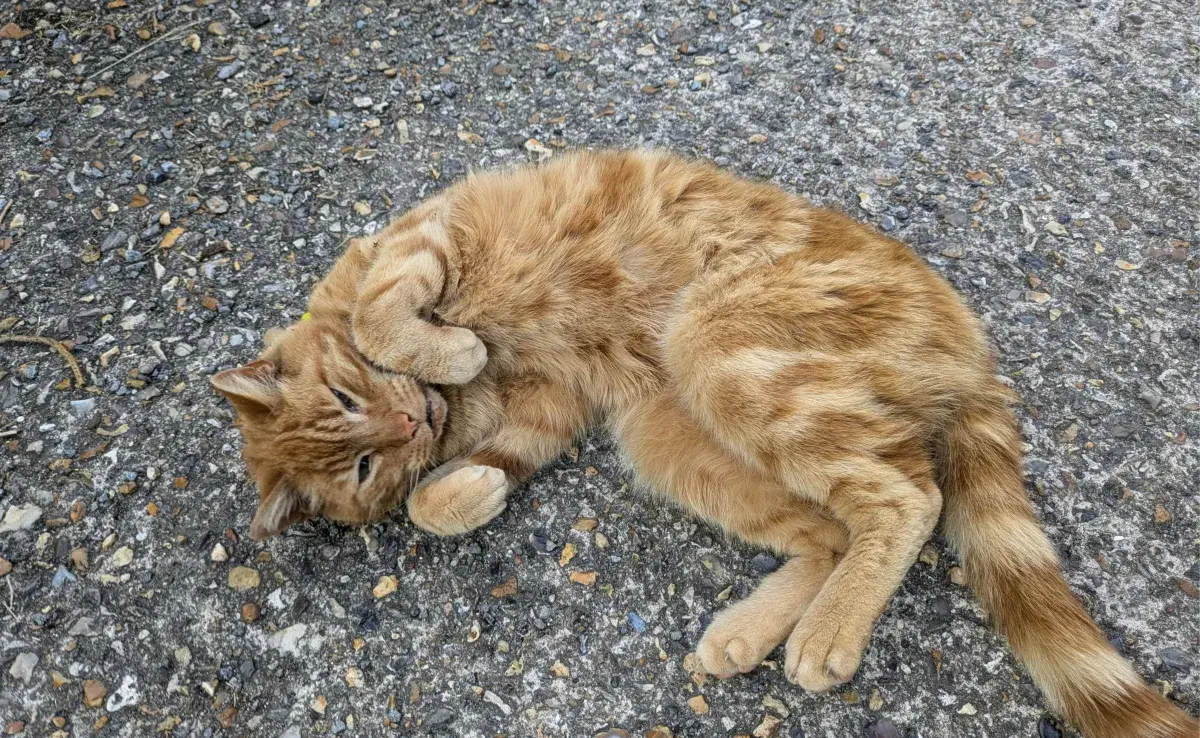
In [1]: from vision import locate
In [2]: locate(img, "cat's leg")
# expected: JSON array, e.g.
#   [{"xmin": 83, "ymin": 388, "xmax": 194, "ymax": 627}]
[
  {"xmin": 696, "ymin": 532, "xmax": 839, "ymax": 678},
  {"xmin": 782, "ymin": 463, "xmax": 939, "ymax": 692},
  {"xmin": 407, "ymin": 379, "xmax": 587, "ymax": 536},
  {"xmin": 665, "ymin": 273, "xmax": 943, "ymax": 693},
  {"xmin": 352, "ymin": 236, "xmax": 487, "ymax": 385},
  {"xmin": 612, "ymin": 394, "xmax": 850, "ymax": 679}
]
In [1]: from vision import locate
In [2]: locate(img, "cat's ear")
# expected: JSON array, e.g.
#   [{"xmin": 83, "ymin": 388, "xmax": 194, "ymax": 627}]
[
  {"xmin": 250, "ymin": 480, "xmax": 313, "ymax": 541},
  {"xmin": 210, "ymin": 360, "xmax": 281, "ymax": 422}
]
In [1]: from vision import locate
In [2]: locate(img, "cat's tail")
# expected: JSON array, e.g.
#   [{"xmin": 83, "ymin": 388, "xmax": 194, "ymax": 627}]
[{"xmin": 940, "ymin": 394, "xmax": 1197, "ymax": 738}]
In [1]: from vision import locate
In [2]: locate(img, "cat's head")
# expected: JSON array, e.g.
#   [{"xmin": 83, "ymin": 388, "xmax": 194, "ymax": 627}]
[{"xmin": 210, "ymin": 317, "xmax": 450, "ymax": 540}]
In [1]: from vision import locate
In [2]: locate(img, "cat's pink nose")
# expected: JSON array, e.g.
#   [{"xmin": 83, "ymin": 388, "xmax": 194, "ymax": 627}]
[{"xmin": 389, "ymin": 412, "xmax": 417, "ymax": 441}]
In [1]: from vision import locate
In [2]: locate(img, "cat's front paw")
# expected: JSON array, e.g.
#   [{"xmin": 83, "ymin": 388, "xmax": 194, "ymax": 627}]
[
  {"xmin": 408, "ymin": 464, "xmax": 507, "ymax": 536},
  {"xmin": 418, "ymin": 326, "xmax": 487, "ymax": 385},
  {"xmin": 783, "ymin": 607, "xmax": 869, "ymax": 693}
]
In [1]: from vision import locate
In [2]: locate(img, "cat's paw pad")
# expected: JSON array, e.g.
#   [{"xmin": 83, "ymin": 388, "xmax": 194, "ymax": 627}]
[
  {"xmin": 696, "ymin": 608, "xmax": 782, "ymax": 678},
  {"xmin": 784, "ymin": 615, "xmax": 866, "ymax": 693},
  {"xmin": 428, "ymin": 327, "xmax": 487, "ymax": 385}
]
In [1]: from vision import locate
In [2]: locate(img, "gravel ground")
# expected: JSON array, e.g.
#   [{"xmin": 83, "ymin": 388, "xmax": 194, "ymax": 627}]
[{"xmin": 1, "ymin": 1, "xmax": 1197, "ymax": 737}]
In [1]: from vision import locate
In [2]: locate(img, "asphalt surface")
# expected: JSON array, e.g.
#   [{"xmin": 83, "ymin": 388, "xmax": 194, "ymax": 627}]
[{"xmin": 1, "ymin": 1, "xmax": 1197, "ymax": 737}]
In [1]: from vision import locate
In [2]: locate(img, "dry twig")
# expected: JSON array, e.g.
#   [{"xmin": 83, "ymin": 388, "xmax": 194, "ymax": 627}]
[{"xmin": 1, "ymin": 334, "xmax": 86, "ymax": 388}]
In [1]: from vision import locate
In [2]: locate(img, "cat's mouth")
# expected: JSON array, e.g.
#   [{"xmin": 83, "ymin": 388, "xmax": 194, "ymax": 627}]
[{"xmin": 421, "ymin": 383, "xmax": 448, "ymax": 441}]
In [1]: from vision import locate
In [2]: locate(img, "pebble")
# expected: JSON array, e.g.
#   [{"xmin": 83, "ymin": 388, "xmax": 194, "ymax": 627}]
[
  {"xmin": 70, "ymin": 617, "xmax": 100, "ymax": 637},
  {"xmin": 205, "ymin": 196, "xmax": 230, "ymax": 214},
  {"xmin": 51, "ymin": 567, "xmax": 76, "ymax": 588},
  {"xmin": 241, "ymin": 602, "xmax": 260, "ymax": 622},
  {"xmin": 8, "ymin": 652, "xmax": 38, "ymax": 683},
  {"xmin": 69, "ymin": 398, "xmax": 96, "ymax": 418},
  {"xmin": 1158, "ymin": 646, "xmax": 1192, "ymax": 671},
  {"xmin": 100, "ymin": 230, "xmax": 128, "ymax": 252},
  {"xmin": 210, "ymin": 543, "xmax": 229, "ymax": 562},
  {"xmin": 0, "ymin": 558, "xmax": 11, "ymax": 576},
  {"xmin": 0, "ymin": 504, "xmax": 42, "ymax": 533},
  {"xmin": 628, "ymin": 611, "xmax": 647, "ymax": 633},
  {"xmin": 865, "ymin": 718, "xmax": 902, "ymax": 738},
  {"xmin": 228, "ymin": 566, "xmax": 261, "ymax": 590},
  {"xmin": 687, "ymin": 695, "xmax": 709, "ymax": 714},
  {"xmin": 269, "ymin": 624, "xmax": 308, "ymax": 656},
  {"xmin": 373, "ymin": 575, "xmax": 398, "ymax": 598},
  {"xmin": 426, "ymin": 708, "xmax": 454, "ymax": 727},
  {"xmin": 1037, "ymin": 717, "xmax": 1062, "ymax": 738},
  {"xmin": 750, "ymin": 553, "xmax": 780, "ymax": 574},
  {"xmin": 105, "ymin": 675, "xmax": 140, "ymax": 712},
  {"xmin": 111, "ymin": 546, "xmax": 134, "ymax": 567},
  {"xmin": 83, "ymin": 679, "xmax": 107, "ymax": 707}
]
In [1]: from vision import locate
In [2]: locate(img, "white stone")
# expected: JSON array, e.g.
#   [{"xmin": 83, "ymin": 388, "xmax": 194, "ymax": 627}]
[{"xmin": 0, "ymin": 504, "xmax": 42, "ymax": 534}]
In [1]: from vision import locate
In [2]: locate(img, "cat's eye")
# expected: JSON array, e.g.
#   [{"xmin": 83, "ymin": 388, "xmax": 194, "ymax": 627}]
[
  {"xmin": 357, "ymin": 455, "xmax": 371, "ymax": 484},
  {"xmin": 331, "ymin": 388, "xmax": 359, "ymax": 413}
]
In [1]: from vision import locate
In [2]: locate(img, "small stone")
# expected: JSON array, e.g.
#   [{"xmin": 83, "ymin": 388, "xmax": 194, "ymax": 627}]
[
  {"xmin": 241, "ymin": 602, "xmax": 260, "ymax": 622},
  {"xmin": 8, "ymin": 653, "xmax": 37, "ymax": 682},
  {"xmin": 865, "ymin": 719, "xmax": 902, "ymax": 738},
  {"xmin": 227, "ymin": 566, "xmax": 261, "ymax": 591},
  {"xmin": 750, "ymin": 553, "xmax": 779, "ymax": 574},
  {"xmin": 105, "ymin": 675, "xmax": 140, "ymax": 712},
  {"xmin": 573, "ymin": 517, "xmax": 599, "ymax": 532},
  {"xmin": 69, "ymin": 398, "xmax": 96, "ymax": 418},
  {"xmin": 353, "ymin": 95, "xmax": 374, "ymax": 108},
  {"xmin": 1044, "ymin": 221, "xmax": 1068, "ymax": 237},
  {"xmin": 269, "ymin": 624, "xmax": 308, "ymax": 656},
  {"xmin": 918, "ymin": 544, "xmax": 939, "ymax": 567},
  {"xmin": 687, "ymin": 695, "xmax": 709, "ymax": 714},
  {"xmin": 246, "ymin": 9, "xmax": 270, "ymax": 28},
  {"xmin": 1137, "ymin": 384, "xmax": 1163, "ymax": 410},
  {"xmin": 210, "ymin": 543, "xmax": 229, "ymax": 562},
  {"xmin": 373, "ymin": 574, "xmax": 398, "ymax": 598},
  {"xmin": 550, "ymin": 660, "xmax": 570, "ymax": 678},
  {"xmin": 0, "ymin": 503, "xmax": 42, "ymax": 533},
  {"xmin": 1037, "ymin": 717, "xmax": 1063, "ymax": 738},
  {"xmin": 750, "ymin": 714, "xmax": 780, "ymax": 738},
  {"xmin": 869, "ymin": 689, "xmax": 884, "ymax": 711},
  {"xmin": 1154, "ymin": 505, "xmax": 1171, "ymax": 524},
  {"xmin": 559, "ymin": 542, "xmax": 578, "ymax": 567},
  {"xmin": 948, "ymin": 566, "xmax": 966, "ymax": 585},
  {"xmin": 491, "ymin": 576, "xmax": 518, "ymax": 598},
  {"xmin": 353, "ymin": 201, "xmax": 372, "ymax": 216},
  {"xmin": 570, "ymin": 571, "xmax": 597, "ymax": 586},
  {"xmin": 646, "ymin": 727, "xmax": 674, "ymax": 738},
  {"xmin": 205, "ymin": 196, "xmax": 229, "ymax": 214},
  {"xmin": 873, "ymin": 171, "xmax": 899, "ymax": 187},
  {"xmin": 761, "ymin": 695, "xmax": 789, "ymax": 718},
  {"xmin": 5, "ymin": 722, "xmax": 25, "ymax": 735},
  {"xmin": 110, "ymin": 546, "xmax": 134, "ymax": 568},
  {"xmin": 426, "ymin": 708, "xmax": 453, "ymax": 727},
  {"xmin": 83, "ymin": 679, "xmax": 107, "ymax": 708},
  {"xmin": 311, "ymin": 695, "xmax": 327, "ymax": 714},
  {"xmin": 1158, "ymin": 647, "xmax": 1192, "ymax": 671},
  {"xmin": 70, "ymin": 617, "xmax": 100, "ymax": 637},
  {"xmin": 1020, "ymin": 15, "xmax": 1037, "ymax": 27},
  {"xmin": 345, "ymin": 667, "xmax": 364, "ymax": 688},
  {"xmin": 0, "ymin": 558, "xmax": 10, "ymax": 576},
  {"xmin": 958, "ymin": 703, "xmax": 977, "ymax": 715}
]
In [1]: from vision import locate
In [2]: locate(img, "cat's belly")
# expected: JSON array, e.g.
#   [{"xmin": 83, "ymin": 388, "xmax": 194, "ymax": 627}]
[{"xmin": 608, "ymin": 392, "xmax": 847, "ymax": 556}]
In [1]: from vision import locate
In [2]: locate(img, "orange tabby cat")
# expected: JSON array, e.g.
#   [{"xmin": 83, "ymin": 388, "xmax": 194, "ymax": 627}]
[{"xmin": 211, "ymin": 150, "xmax": 1195, "ymax": 738}]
